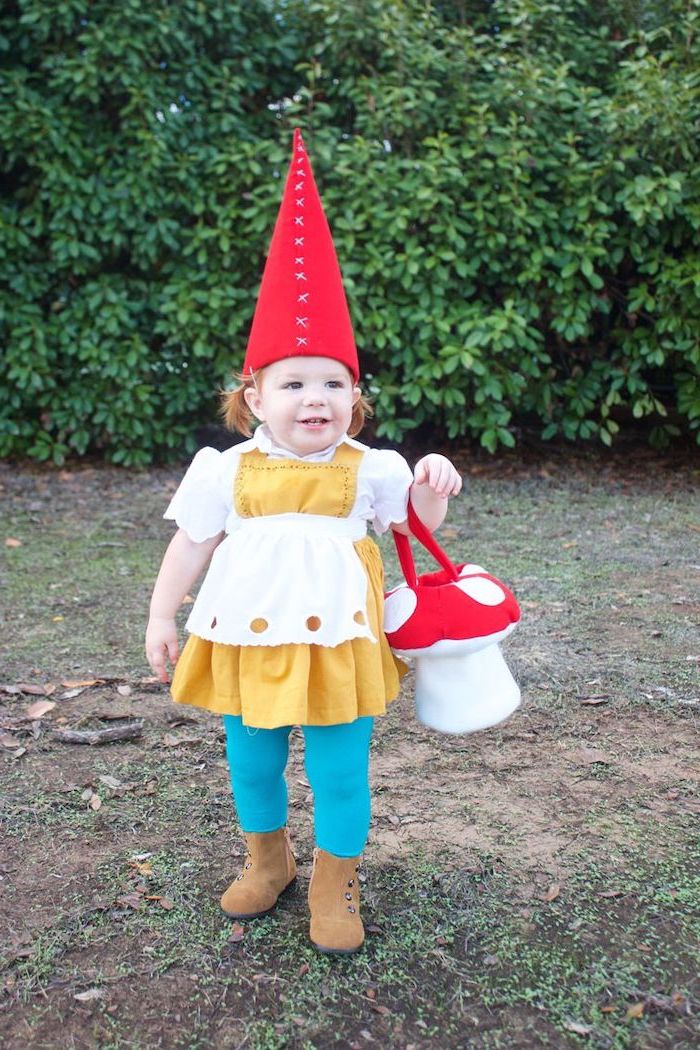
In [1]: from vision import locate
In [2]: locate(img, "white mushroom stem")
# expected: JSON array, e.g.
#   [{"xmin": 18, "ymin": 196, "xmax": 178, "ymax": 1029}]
[{"xmin": 396, "ymin": 628, "xmax": 520, "ymax": 735}]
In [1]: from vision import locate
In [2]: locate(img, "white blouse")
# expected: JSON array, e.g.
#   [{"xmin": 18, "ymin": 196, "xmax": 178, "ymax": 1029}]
[{"xmin": 164, "ymin": 428, "xmax": 413, "ymax": 648}]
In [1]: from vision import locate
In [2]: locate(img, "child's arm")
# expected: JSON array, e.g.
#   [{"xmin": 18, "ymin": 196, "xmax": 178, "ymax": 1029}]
[
  {"xmin": 393, "ymin": 454, "xmax": 462, "ymax": 535},
  {"xmin": 146, "ymin": 528, "xmax": 223, "ymax": 683}
]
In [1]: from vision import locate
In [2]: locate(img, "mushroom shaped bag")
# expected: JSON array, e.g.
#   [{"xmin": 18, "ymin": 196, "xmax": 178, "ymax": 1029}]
[{"xmin": 385, "ymin": 505, "xmax": 521, "ymax": 734}]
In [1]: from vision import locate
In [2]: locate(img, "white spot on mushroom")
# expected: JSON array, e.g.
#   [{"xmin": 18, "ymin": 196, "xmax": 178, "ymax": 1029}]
[
  {"xmin": 455, "ymin": 577, "xmax": 506, "ymax": 606},
  {"xmin": 384, "ymin": 586, "xmax": 418, "ymax": 632},
  {"xmin": 459, "ymin": 563, "xmax": 487, "ymax": 577}
]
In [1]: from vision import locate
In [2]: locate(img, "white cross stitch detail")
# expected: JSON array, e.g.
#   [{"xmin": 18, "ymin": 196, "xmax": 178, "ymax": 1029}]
[
  {"xmin": 296, "ymin": 143, "xmax": 304, "ymax": 152},
  {"xmin": 295, "ymin": 182, "xmax": 304, "ymax": 191},
  {"xmin": 294, "ymin": 237, "xmax": 304, "ymax": 246},
  {"xmin": 294, "ymin": 272, "xmax": 308, "ymax": 281},
  {"xmin": 297, "ymin": 293, "xmax": 309, "ymax": 303},
  {"xmin": 295, "ymin": 257, "xmax": 304, "ymax": 265},
  {"xmin": 296, "ymin": 337, "xmax": 308, "ymax": 347},
  {"xmin": 296, "ymin": 317, "xmax": 309, "ymax": 328},
  {"xmin": 294, "ymin": 217, "xmax": 304, "ymax": 226},
  {"xmin": 296, "ymin": 169, "xmax": 306, "ymax": 177},
  {"xmin": 295, "ymin": 198, "xmax": 305, "ymax": 207}
]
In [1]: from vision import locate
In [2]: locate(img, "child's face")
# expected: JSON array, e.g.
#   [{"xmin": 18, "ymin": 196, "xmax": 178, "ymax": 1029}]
[{"xmin": 243, "ymin": 356, "xmax": 361, "ymax": 456}]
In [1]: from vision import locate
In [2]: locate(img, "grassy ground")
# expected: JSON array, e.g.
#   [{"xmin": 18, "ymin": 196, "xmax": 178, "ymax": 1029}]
[{"xmin": 1, "ymin": 443, "xmax": 698, "ymax": 1049}]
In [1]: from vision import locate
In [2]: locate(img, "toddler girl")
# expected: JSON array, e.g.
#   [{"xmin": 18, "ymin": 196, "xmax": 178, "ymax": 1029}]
[{"xmin": 145, "ymin": 129, "xmax": 461, "ymax": 954}]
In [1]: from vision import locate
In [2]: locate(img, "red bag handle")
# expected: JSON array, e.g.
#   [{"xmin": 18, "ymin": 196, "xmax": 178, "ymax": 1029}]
[{"xmin": 392, "ymin": 502, "xmax": 460, "ymax": 589}]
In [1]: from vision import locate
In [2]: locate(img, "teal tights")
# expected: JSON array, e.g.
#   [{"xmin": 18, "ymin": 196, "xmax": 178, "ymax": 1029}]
[{"xmin": 222, "ymin": 715, "xmax": 374, "ymax": 858}]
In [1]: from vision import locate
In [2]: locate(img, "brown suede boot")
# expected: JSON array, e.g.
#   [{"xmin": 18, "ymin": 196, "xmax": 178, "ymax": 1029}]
[
  {"xmin": 308, "ymin": 847, "xmax": 364, "ymax": 954},
  {"xmin": 220, "ymin": 828, "xmax": 296, "ymax": 919}
]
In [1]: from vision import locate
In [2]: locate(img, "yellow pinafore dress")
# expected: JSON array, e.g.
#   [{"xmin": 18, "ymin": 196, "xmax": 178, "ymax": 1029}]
[{"xmin": 170, "ymin": 444, "xmax": 405, "ymax": 728}]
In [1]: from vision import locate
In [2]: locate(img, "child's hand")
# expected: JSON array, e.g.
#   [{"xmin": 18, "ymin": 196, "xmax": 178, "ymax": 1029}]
[
  {"xmin": 146, "ymin": 617, "xmax": 179, "ymax": 683},
  {"xmin": 413, "ymin": 454, "xmax": 462, "ymax": 499}
]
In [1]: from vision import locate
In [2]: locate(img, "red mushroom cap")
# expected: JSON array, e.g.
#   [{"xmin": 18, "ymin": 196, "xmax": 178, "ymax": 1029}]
[{"xmin": 384, "ymin": 563, "xmax": 520, "ymax": 652}]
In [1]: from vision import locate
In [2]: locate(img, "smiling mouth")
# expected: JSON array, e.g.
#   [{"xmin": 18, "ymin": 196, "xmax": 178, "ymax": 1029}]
[{"xmin": 299, "ymin": 418, "xmax": 330, "ymax": 426}]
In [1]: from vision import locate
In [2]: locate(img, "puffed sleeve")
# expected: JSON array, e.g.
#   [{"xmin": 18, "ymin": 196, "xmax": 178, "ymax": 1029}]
[
  {"xmin": 163, "ymin": 447, "xmax": 231, "ymax": 543},
  {"xmin": 362, "ymin": 448, "xmax": 414, "ymax": 534}
]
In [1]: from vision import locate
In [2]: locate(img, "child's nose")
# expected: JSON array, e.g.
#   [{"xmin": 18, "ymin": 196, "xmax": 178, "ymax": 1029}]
[{"xmin": 303, "ymin": 386, "xmax": 326, "ymax": 404}]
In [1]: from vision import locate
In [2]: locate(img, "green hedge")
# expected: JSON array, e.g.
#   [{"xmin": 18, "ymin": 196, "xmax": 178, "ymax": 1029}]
[{"xmin": 1, "ymin": 0, "xmax": 699, "ymax": 463}]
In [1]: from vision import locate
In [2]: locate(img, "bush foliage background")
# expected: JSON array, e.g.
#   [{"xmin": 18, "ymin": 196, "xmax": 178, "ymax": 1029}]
[{"xmin": 1, "ymin": 0, "xmax": 699, "ymax": 464}]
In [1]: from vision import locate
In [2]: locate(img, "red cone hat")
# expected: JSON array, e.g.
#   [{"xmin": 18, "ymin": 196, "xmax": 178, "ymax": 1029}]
[{"xmin": 243, "ymin": 128, "xmax": 359, "ymax": 380}]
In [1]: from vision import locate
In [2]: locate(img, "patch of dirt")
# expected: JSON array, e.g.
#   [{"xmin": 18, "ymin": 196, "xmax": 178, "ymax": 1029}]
[{"xmin": 369, "ymin": 696, "xmax": 699, "ymax": 880}]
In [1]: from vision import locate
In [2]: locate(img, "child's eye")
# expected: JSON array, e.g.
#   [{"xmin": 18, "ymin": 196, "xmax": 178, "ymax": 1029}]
[
  {"xmin": 326, "ymin": 380, "xmax": 344, "ymax": 389},
  {"xmin": 284, "ymin": 381, "xmax": 303, "ymax": 390}
]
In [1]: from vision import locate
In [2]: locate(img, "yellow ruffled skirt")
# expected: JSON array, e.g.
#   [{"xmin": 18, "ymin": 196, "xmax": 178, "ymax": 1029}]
[{"xmin": 170, "ymin": 537, "xmax": 406, "ymax": 728}]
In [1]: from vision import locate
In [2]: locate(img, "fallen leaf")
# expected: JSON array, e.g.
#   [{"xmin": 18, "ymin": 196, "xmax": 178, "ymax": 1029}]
[
  {"xmin": 1, "ymin": 732, "xmax": 19, "ymax": 748},
  {"xmin": 580, "ymin": 695, "xmax": 610, "ymax": 705},
  {"xmin": 162, "ymin": 733, "xmax": 202, "ymax": 747},
  {"xmin": 543, "ymin": 883, "xmax": 561, "ymax": 902},
  {"xmin": 229, "ymin": 923, "xmax": 245, "ymax": 942},
  {"xmin": 5, "ymin": 537, "xmax": 23, "ymax": 548},
  {"xmin": 99, "ymin": 775, "xmax": 123, "ymax": 790},
  {"xmin": 599, "ymin": 889, "xmax": 626, "ymax": 898},
  {"xmin": 52, "ymin": 615, "xmax": 64, "ymax": 622},
  {"xmin": 117, "ymin": 685, "xmax": 132, "ymax": 697},
  {"xmin": 165, "ymin": 714, "xmax": 201, "ymax": 726},
  {"xmin": 645, "ymin": 993, "xmax": 689, "ymax": 1015},
  {"xmin": 25, "ymin": 699, "xmax": 56, "ymax": 720},
  {"xmin": 158, "ymin": 897, "xmax": 174, "ymax": 910},
  {"xmin": 365, "ymin": 924, "xmax": 383, "ymax": 935},
  {"xmin": 564, "ymin": 1021, "xmax": 592, "ymax": 1035},
  {"xmin": 74, "ymin": 988, "xmax": 104, "ymax": 1002},
  {"xmin": 61, "ymin": 679, "xmax": 100, "ymax": 689},
  {"xmin": 129, "ymin": 859, "xmax": 153, "ymax": 876},
  {"xmin": 370, "ymin": 1003, "xmax": 391, "ymax": 1016},
  {"xmin": 17, "ymin": 683, "xmax": 54, "ymax": 696},
  {"xmin": 89, "ymin": 794, "xmax": 102, "ymax": 811},
  {"xmin": 626, "ymin": 1002, "xmax": 644, "ymax": 1020},
  {"xmin": 298, "ymin": 963, "xmax": 310, "ymax": 977},
  {"xmin": 61, "ymin": 688, "xmax": 86, "ymax": 700},
  {"xmin": 12, "ymin": 747, "xmax": 27, "ymax": 759},
  {"xmin": 365, "ymin": 987, "xmax": 377, "ymax": 1000},
  {"xmin": 115, "ymin": 892, "xmax": 143, "ymax": 910},
  {"xmin": 600, "ymin": 1006, "xmax": 616, "ymax": 1014}
]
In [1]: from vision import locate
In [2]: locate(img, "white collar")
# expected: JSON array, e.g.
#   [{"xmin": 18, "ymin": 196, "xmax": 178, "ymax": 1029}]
[{"xmin": 252, "ymin": 424, "xmax": 354, "ymax": 462}]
